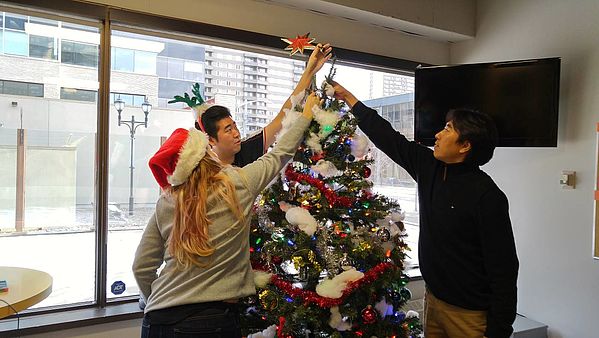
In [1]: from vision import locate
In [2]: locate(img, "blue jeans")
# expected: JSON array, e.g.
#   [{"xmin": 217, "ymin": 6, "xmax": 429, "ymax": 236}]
[{"xmin": 141, "ymin": 304, "xmax": 241, "ymax": 338}]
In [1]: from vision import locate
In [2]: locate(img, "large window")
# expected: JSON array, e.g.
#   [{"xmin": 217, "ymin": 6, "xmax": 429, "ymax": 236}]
[
  {"xmin": 0, "ymin": 12, "xmax": 99, "ymax": 309},
  {"xmin": 316, "ymin": 65, "xmax": 419, "ymax": 271},
  {"xmin": 0, "ymin": 5, "xmax": 419, "ymax": 332}
]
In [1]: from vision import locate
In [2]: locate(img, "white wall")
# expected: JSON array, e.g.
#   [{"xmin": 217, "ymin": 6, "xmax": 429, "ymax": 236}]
[{"xmin": 450, "ymin": 1, "xmax": 599, "ymax": 337}]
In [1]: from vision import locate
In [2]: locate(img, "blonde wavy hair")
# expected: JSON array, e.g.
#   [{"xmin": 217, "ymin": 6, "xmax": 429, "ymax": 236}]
[{"xmin": 168, "ymin": 154, "xmax": 245, "ymax": 269}]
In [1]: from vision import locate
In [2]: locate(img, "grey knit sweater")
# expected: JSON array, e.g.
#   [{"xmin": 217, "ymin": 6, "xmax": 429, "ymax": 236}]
[{"xmin": 132, "ymin": 116, "xmax": 310, "ymax": 313}]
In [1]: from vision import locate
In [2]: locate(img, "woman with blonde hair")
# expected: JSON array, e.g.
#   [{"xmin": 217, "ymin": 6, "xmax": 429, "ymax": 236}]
[{"xmin": 133, "ymin": 92, "xmax": 320, "ymax": 338}]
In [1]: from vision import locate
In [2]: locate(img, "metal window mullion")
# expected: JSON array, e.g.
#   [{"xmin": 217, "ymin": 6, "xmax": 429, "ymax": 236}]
[{"xmin": 95, "ymin": 8, "xmax": 110, "ymax": 308}]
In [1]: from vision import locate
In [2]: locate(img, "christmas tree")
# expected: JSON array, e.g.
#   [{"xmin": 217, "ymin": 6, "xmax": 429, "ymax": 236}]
[{"xmin": 242, "ymin": 63, "xmax": 422, "ymax": 338}]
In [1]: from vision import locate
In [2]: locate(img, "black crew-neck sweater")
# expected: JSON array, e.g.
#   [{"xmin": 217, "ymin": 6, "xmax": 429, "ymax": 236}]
[{"xmin": 352, "ymin": 101, "xmax": 519, "ymax": 338}]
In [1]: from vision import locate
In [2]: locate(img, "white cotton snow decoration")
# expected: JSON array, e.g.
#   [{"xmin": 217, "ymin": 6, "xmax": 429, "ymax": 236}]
[
  {"xmin": 388, "ymin": 222, "xmax": 401, "ymax": 237},
  {"xmin": 311, "ymin": 160, "xmax": 341, "ymax": 178},
  {"xmin": 375, "ymin": 212, "xmax": 403, "ymax": 237},
  {"xmin": 375, "ymin": 217, "xmax": 390, "ymax": 228},
  {"xmin": 247, "ymin": 324, "xmax": 277, "ymax": 338},
  {"xmin": 322, "ymin": 80, "xmax": 335, "ymax": 97},
  {"xmin": 285, "ymin": 207, "xmax": 318, "ymax": 236},
  {"xmin": 350, "ymin": 133, "xmax": 369, "ymax": 158},
  {"xmin": 406, "ymin": 310, "xmax": 420, "ymax": 319},
  {"xmin": 306, "ymin": 132, "xmax": 323, "ymax": 154},
  {"xmin": 316, "ymin": 268, "xmax": 364, "ymax": 299},
  {"xmin": 329, "ymin": 306, "xmax": 352, "ymax": 331},
  {"xmin": 381, "ymin": 241, "xmax": 395, "ymax": 253},
  {"xmin": 253, "ymin": 270, "xmax": 273, "ymax": 288},
  {"xmin": 390, "ymin": 211, "xmax": 404, "ymax": 222},
  {"xmin": 312, "ymin": 105, "xmax": 341, "ymax": 138}
]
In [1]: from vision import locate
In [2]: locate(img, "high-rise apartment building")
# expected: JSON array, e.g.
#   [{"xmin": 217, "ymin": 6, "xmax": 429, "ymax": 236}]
[
  {"xmin": 368, "ymin": 72, "xmax": 414, "ymax": 99},
  {"xmin": 203, "ymin": 46, "xmax": 305, "ymax": 136}
]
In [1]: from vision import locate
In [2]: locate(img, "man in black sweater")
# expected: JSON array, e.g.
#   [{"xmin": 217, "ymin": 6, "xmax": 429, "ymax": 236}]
[{"xmin": 331, "ymin": 81, "xmax": 518, "ymax": 338}]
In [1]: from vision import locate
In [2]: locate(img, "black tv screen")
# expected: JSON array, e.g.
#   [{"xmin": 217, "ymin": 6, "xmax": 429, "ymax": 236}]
[{"xmin": 414, "ymin": 57, "xmax": 560, "ymax": 147}]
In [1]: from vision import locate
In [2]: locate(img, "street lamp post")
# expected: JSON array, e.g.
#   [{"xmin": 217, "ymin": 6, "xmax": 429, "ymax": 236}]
[{"xmin": 114, "ymin": 96, "xmax": 152, "ymax": 216}]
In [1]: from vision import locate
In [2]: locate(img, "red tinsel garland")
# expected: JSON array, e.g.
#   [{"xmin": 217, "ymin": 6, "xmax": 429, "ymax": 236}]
[
  {"xmin": 285, "ymin": 166, "xmax": 354, "ymax": 208},
  {"xmin": 269, "ymin": 262, "xmax": 395, "ymax": 308}
]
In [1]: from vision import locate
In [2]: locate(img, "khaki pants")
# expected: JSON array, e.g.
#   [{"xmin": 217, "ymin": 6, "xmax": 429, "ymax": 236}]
[{"xmin": 423, "ymin": 289, "xmax": 487, "ymax": 338}]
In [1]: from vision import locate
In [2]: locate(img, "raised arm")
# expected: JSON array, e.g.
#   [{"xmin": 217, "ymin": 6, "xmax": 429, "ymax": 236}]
[
  {"xmin": 330, "ymin": 80, "xmax": 434, "ymax": 180},
  {"xmin": 243, "ymin": 93, "xmax": 319, "ymax": 195},
  {"xmin": 262, "ymin": 44, "xmax": 332, "ymax": 148}
]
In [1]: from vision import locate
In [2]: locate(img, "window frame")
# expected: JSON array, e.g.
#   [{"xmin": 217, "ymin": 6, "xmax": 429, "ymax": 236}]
[{"xmin": 0, "ymin": 0, "xmax": 424, "ymax": 335}]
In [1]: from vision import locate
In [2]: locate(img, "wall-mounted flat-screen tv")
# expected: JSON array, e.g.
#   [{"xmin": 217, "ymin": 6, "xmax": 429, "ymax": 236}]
[{"xmin": 414, "ymin": 57, "xmax": 560, "ymax": 147}]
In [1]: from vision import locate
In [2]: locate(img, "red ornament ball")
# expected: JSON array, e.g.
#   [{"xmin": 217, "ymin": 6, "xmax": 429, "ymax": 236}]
[
  {"xmin": 363, "ymin": 166, "xmax": 372, "ymax": 178},
  {"xmin": 361, "ymin": 305, "xmax": 377, "ymax": 324}
]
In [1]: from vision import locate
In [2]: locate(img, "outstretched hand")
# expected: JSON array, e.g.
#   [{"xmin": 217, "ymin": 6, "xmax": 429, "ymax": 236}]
[
  {"xmin": 302, "ymin": 92, "xmax": 322, "ymax": 120},
  {"xmin": 306, "ymin": 43, "xmax": 333, "ymax": 74},
  {"xmin": 329, "ymin": 80, "xmax": 358, "ymax": 107}
]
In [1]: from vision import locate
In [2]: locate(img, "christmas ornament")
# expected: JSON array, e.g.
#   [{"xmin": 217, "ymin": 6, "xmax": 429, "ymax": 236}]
[
  {"xmin": 259, "ymin": 290, "xmax": 278, "ymax": 310},
  {"xmin": 281, "ymin": 33, "xmax": 316, "ymax": 56},
  {"xmin": 377, "ymin": 228, "xmax": 391, "ymax": 242},
  {"xmin": 339, "ymin": 253, "xmax": 354, "ymax": 271},
  {"xmin": 363, "ymin": 166, "xmax": 372, "ymax": 178},
  {"xmin": 388, "ymin": 288, "xmax": 401, "ymax": 302},
  {"xmin": 298, "ymin": 265, "xmax": 310, "ymax": 282},
  {"xmin": 399, "ymin": 287, "xmax": 412, "ymax": 301},
  {"xmin": 390, "ymin": 310, "xmax": 406, "ymax": 323},
  {"xmin": 396, "ymin": 220, "xmax": 405, "ymax": 231},
  {"xmin": 271, "ymin": 229, "xmax": 285, "ymax": 242},
  {"xmin": 361, "ymin": 305, "xmax": 377, "ymax": 324}
]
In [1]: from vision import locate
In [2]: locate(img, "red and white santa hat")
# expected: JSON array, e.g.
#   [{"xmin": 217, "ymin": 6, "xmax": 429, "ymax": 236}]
[{"xmin": 149, "ymin": 127, "xmax": 209, "ymax": 189}]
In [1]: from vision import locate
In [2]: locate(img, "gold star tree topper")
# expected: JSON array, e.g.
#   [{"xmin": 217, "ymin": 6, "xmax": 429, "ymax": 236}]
[{"xmin": 281, "ymin": 33, "xmax": 316, "ymax": 56}]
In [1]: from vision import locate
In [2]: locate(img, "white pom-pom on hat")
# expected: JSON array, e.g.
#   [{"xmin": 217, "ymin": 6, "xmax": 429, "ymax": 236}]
[{"xmin": 149, "ymin": 128, "xmax": 210, "ymax": 189}]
